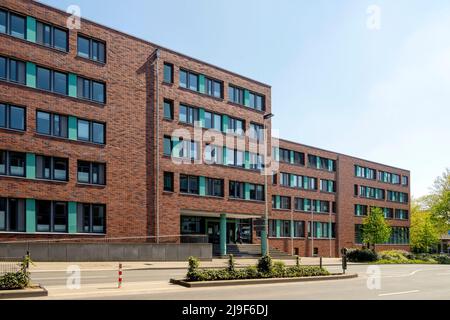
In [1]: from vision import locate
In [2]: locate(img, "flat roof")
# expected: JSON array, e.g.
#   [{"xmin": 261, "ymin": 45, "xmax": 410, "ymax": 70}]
[
  {"xmin": 277, "ymin": 138, "xmax": 410, "ymax": 173},
  {"xmin": 34, "ymin": 0, "xmax": 271, "ymax": 89}
]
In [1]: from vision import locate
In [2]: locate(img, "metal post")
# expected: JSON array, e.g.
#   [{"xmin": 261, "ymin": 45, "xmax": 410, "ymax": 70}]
[
  {"xmin": 311, "ymin": 202, "xmax": 314, "ymax": 257},
  {"xmin": 320, "ymin": 256, "xmax": 323, "ymax": 269},
  {"xmin": 291, "ymin": 208, "xmax": 294, "ymax": 256}
]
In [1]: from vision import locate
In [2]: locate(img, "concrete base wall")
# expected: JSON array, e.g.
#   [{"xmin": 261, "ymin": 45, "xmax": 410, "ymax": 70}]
[{"xmin": 0, "ymin": 243, "xmax": 212, "ymax": 262}]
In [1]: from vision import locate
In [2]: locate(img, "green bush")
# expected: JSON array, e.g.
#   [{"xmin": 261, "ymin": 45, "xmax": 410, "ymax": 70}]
[
  {"xmin": 346, "ymin": 248, "xmax": 379, "ymax": 262},
  {"xmin": 257, "ymin": 255, "xmax": 273, "ymax": 273},
  {"xmin": 0, "ymin": 271, "xmax": 30, "ymax": 290},
  {"xmin": 273, "ymin": 261, "xmax": 287, "ymax": 277},
  {"xmin": 379, "ymin": 250, "xmax": 410, "ymax": 262},
  {"xmin": 434, "ymin": 255, "xmax": 450, "ymax": 264}
]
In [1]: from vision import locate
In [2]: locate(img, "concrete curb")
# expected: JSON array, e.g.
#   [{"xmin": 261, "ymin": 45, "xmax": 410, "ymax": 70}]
[
  {"xmin": 0, "ymin": 285, "xmax": 48, "ymax": 299},
  {"xmin": 170, "ymin": 273, "xmax": 358, "ymax": 288}
]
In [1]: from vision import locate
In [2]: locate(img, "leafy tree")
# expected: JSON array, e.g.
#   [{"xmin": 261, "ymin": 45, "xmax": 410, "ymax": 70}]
[
  {"xmin": 410, "ymin": 202, "xmax": 441, "ymax": 253},
  {"xmin": 362, "ymin": 207, "xmax": 392, "ymax": 250},
  {"xmin": 430, "ymin": 169, "xmax": 450, "ymax": 225}
]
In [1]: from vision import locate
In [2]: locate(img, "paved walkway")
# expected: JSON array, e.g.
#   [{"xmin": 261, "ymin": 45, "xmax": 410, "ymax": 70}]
[{"xmin": 29, "ymin": 257, "xmax": 343, "ymax": 273}]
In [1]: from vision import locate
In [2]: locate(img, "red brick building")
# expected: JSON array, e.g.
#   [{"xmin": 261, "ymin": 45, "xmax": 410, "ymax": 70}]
[{"xmin": 0, "ymin": 0, "xmax": 410, "ymax": 257}]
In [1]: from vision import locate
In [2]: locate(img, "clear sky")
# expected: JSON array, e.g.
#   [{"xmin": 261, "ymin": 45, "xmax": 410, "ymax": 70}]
[{"xmin": 39, "ymin": 0, "xmax": 450, "ymax": 198}]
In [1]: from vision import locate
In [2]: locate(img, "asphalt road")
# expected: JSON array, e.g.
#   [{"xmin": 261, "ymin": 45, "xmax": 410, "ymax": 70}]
[{"xmin": 30, "ymin": 264, "xmax": 450, "ymax": 300}]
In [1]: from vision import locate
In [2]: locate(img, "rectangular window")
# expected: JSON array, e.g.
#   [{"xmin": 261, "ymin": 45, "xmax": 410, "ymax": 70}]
[
  {"xmin": 294, "ymin": 151, "xmax": 305, "ymax": 165},
  {"xmin": 0, "ymin": 104, "xmax": 25, "ymax": 131},
  {"xmin": 8, "ymin": 151, "xmax": 26, "ymax": 177},
  {"xmin": 227, "ymin": 117, "xmax": 245, "ymax": 135},
  {"xmin": 204, "ymin": 144, "xmax": 223, "ymax": 165},
  {"xmin": 358, "ymin": 185, "xmax": 385, "ymax": 200},
  {"xmin": 53, "ymin": 27, "xmax": 68, "ymax": 51},
  {"xmin": 204, "ymin": 111, "xmax": 222, "ymax": 131},
  {"xmin": 36, "ymin": 66, "xmax": 51, "ymax": 91},
  {"xmin": 163, "ymin": 63, "xmax": 173, "ymax": 83},
  {"xmin": 8, "ymin": 58, "xmax": 26, "ymax": 84},
  {"xmin": 355, "ymin": 165, "xmax": 376, "ymax": 180},
  {"xmin": 402, "ymin": 176, "xmax": 409, "ymax": 187},
  {"xmin": 228, "ymin": 85, "xmax": 244, "ymax": 105},
  {"xmin": 163, "ymin": 172, "xmax": 174, "ymax": 192},
  {"xmin": 53, "ymin": 71, "xmax": 68, "ymax": 95},
  {"xmin": 229, "ymin": 181, "xmax": 245, "ymax": 199},
  {"xmin": 0, "ymin": 56, "xmax": 6, "ymax": 79},
  {"xmin": 163, "ymin": 136, "xmax": 174, "ymax": 156},
  {"xmin": 36, "ymin": 156, "xmax": 68, "ymax": 181},
  {"xmin": 36, "ymin": 200, "xmax": 67, "ymax": 233},
  {"xmin": 205, "ymin": 178, "xmax": 224, "ymax": 197},
  {"xmin": 0, "ymin": 151, "xmax": 5, "ymax": 175},
  {"xmin": 163, "ymin": 99, "xmax": 174, "ymax": 120},
  {"xmin": 249, "ymin": 123, "xmax": 264, "ymax": 141},
  {"xmin": 226, "ymin": 149, "xmax": 245, "ymax": 168},
  {"xmin": 77, "ymin": 161, "xmax": 106, "ymax": 185},
  {"xmin": 206, "ymin": 77, "xmax": 223, "ymax": 98},
  {"xmin": 280, "ymin": 220, "xmax": 291, "ymax": 237},
  {"xmin": 280, "ymin": 196, "xmax": 291, "ymax": 210},
  {"xmin": 36, "ymin": 111, "xmax": 68, "ymax": 138},
  {"xmin": 179, "ymin": 104, "xmax": 199, "ymax": 125},
  {"xmin": 308, "ymin": 155, "xmax": 336, "ymax": 172},
  {"xmin": 77, "ymin": 35, "xmax": 106, "ymax": 63},
  {"xmin": 36, "ymin": 21, "xmax": 68, "ymax": 51},
  {"xmin": 320, "ymin": 179, "xmax": 336, "ymax": 193},
  {"xmin": 77, "ymin": 119, "xmax": 105, "ymax": 144},
  {"xmin": 249, "ymin": 91, "xmax": 265, "ymax": 111},
  {"xmin": 180, "ymin": 175, "xmax": 199, "ymax": 195},
  {"xmin": 78, "ymin": 203, "xmax": 106, "ymax": 234},
  {"xmin": 10, "ymin": 13, "xmax": 25, "ymax": 39},
  {"xmin": 179, "ymin": 70, "xmax": 187, "ymax": 88},
  {"xmin": 293, "ymin": 221, "xmax": 305, "ymax": 238},
  {"xmin": 0, "ymin": 198, "xmax": 26, "ymax": 232},
  {"xmin": 249, "ymin": 183, "xmax": 265, "ymax": 201},
  {"xmin": 179, "ymin": 69, "xmax": 201, "ymax": 92},
  {"xmin": 77, "ymin": 77, "xmax": 106, "ymax": 103},
  {"xmin": 0, "ymin": 10, "xmax": 6, "ymax": 34}
]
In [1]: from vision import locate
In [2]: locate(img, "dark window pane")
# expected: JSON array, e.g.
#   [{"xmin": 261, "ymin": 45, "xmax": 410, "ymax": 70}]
[
  {"xmin": 10, "ymin": 14, "xmax": 25, "ymax": 39},
  {"xmin": 9, "ymin": 60, "xmax": 25, "ymax": 84},
  {"xmin": 0, "ymin": 151, "xmax": 5, "ymax": 174},
  {"xmin": 179, "ymin": 105, "xmax": 187, "ymax": 123},
  {"xmin": 53, "ymin": 202, "xmax": 67, "ymax": 232},
  {"xmin": 53, "ymin": 158, "xmax": 68, "ymax": 181},
  {"xmin": 92, "ymin": 81, "xmax": 105, "ymax": 103},
  {"xmin": 92, "ymin": 41, "xmax": 99, "ymax": 61},
  {"xmin": 0, "ymin": 198, "xmax": 5, "ymax": 230},
  {"xmin": 0, "ymin": 104, "xmax": 5, "ymax": 127},
  {"xmin": 0, "ymin": 56, "xmax": 6, "ymax": 79},
  {"xmin": 78, "ymin": 36, "xmax": 90, "ymax": 58},
  {"xmin": 98, "ymin": 42, "xmax": 105, "ymax": 63},
  {"xmin": 53, "ymin": 28, "xmax": 67, "ymax": 51},
  {"xmin": 77, "ymin": 77, "xmax": 91, "ymax": 99},
  {"xmin": 189, "ymin": 73, "xmax": 198, "ymax": 91},
  {"xmin": 0, "ymin": 10, "xmax": 6, "ymax": 34},
  {"xmin": 77, "ymin": 161, "xmax": 91, "ymax": 183},
  {"xmin": 53, "ymin": 71, "xmax": 67, "ymax": 95},
  {"xmin": 36, "ymin": 155, "xmax": 51, "ymax": 179},
  {"xmin": 9, "ymin": 106, "xmax": 25, "ymax": 131},
  {"xmin": 164, "ymin": 172, "xmax": 174, "ymax": 192},
  {"xmin": 179, "ymin": 70, "xmax": 187, "ymax": 88},
  {"xmin": 36, "ymin": 201, "xmax": 51, "ymax": 232},
  {"xmin": 77, "ymin": 119, "xmax": 90, "ymax": 141},
  {"xmin": 92, "ymin": 122, "xmax": 105, "ymax": 144},
  {"xmin": 37, "ymin": 111, "xmax": 51, "ymax": 135},
  {"xmin": 37, "ymin": 22, "xmax": 51, "ymax": 46},
  {"xmin": 163, "ymin": 100, "xmax": 173, "ymax": 120},
  {"xmin": 92, "ymin": 205, "xmax": 105, "ymax": 233},
  {"xmin": 91, "ymin": 163, "xmax": 106, "ymax": 185},
  {"xmin": 164, "ymin": 64, "xmax": 173, "ymax": 83},
  {"xmin": 37, "ymin": 67, "xmax": 51, "ymax": 91},
  {"xmin": 9, "ymin": 152, "xmax": 25, "ymax": 177}
]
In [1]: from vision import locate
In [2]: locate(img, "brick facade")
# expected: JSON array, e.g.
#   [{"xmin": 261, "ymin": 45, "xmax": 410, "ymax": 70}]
[{"xmin": 0, "ymin": 0, "xmax": 410, "ymax": 257}]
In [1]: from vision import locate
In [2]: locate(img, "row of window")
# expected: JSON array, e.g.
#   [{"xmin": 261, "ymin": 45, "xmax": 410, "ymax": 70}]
[
  {"xmin": 278, "ymin": 173, "xmax": 336, "ymax": 192},
  {"xmin": 355, "ymin": 225, "xmax": 409, "ymax": 245},
  {"xmin": 0, "ymin": 198, "xmax": 105, "ymax": 234},
  {"xmin": 308, "ymin": 155, "xmax": 336, "ymax": 172},
  {"xmin": 274, "ymin": 148, "xmax": 336, "ymax": 173},
  {"xmin": 354, "ymin": 185, "xmax": 409, "ymax": 203},
  {"xmin": 0, "ymin": 103, "xmax": 25, "ymax": 131},
  {"xmin": 163, "ymin": 137, "xmax": 264, "ymax": 169},
  {"xmin": 164, "ymin": 172, "xmax": 265, "ymax": 201},
  {"xmin": 272, "ymin": 196, "xmax": 336, "ymax": 214},
  {"xmin": 0, "ymin": 56, "xmax": 106, "ymax": 103},
  {"xmin": 267, "ymin": 220, "xmax": 336, "ymax": 239},
  {"xmin": 163, "ymin": 64, "xmax": 265, "ymax": 111},
  {"xmin": 354, "ymin": 205, "xmax": 409, "ymax": 220},
  {"xmin": 37, "ymin": 111, "xmax": 106, "ymax": 144},
  {"xmin": 355, "ymin": 165, "xmax": 409, "ymax": 186},
  {"xmin": 0, "ymin": 150, "xmax": 105, "ymax": 185},
  {"xmin": 1, "ymin": 8, "xmax": 107, "ymax": 63},
  {"xmin": 277, "ymin": 148, "xmax": 305, "ymax": 166}
]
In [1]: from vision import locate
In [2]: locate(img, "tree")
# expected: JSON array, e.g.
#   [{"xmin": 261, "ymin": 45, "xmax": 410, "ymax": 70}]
[
  {"xmin": 430, "ymin": 169, "xmax": 450, "ymax": 224},
  {"xmin": 362, "ymin": 207, "xmax": 392, "ymax": 250},
  {"xmin": 410, "ymin": 201, "xmax": 441, "ymax": 253}
]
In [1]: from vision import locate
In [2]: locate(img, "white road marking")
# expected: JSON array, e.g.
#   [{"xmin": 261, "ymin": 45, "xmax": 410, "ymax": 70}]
[
  {"xmin": 383, "ymin": 269, "xmax": 423, "ymax": 278},
  {"xmin": 379, "ymin": 290, "xmax": 420, "ymax": 297}
]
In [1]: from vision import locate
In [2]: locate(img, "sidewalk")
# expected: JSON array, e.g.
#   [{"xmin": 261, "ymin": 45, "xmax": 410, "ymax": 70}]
[{"xmin": 29, "ymin": 257, "xmax": 344, "ymax": 273}]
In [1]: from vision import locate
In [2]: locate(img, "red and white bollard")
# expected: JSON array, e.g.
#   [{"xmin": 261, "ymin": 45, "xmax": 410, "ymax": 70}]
[{"xmin": 118, "ymin": 263, "xmax": 123, "ymax": 289}]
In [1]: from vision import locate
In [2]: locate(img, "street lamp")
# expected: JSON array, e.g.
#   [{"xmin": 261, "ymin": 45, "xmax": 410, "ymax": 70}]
[{"xmin": 262, "ymin": 113, "xmax": 274, "ymax": 256}]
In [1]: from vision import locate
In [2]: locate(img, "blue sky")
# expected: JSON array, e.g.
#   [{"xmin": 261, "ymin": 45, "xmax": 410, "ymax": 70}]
[{"xmin": 40, "ymin": 0, "xmax": 450, "ymax": 197}]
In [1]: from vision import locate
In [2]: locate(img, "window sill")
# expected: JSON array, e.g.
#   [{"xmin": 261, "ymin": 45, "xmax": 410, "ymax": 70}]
[
  {"xmin": 278, "ymin": 161, "xmax": 305, "ymax": 168},
  {"xmin": 75, "ymin": 55, "xmax": 106, "ymax": 66},
  {"xmin": 294, "ymin": 210, "xmax": 335, "ymax": 215},
  {"xmin": 0, "ymin": 127, "xmax": 26, "ymax": 135},
  {"xmin": 226, "ymin": 101, "xmax": 265, "ymax": 114},
  {"xmin": 162, "ymin": 81, "xmax": 174, "ymax": 87},
  {"xmin": 306, "ymin": 166, "xmax": 336, "ymax": 174},
  {"xmin": 0, "ymin": 79, "xmax": 106, "ymax": 107},
  {"xmin": 35, "ymin": 133, "xmax": 106, "ymax": 148},
  {"xmin": 179, "ymin": 193, "xmax": 224, "ymax": 200},
  {"xmin": 280, "ymin": 185, "xmax": 319, "ymax": 193},
  {"xmin": 178, "ymin": 86, "xmax": 224, "ymax": 102},
  {"xmin": 228, "ymin": 198, "xmax": 265, "ymax": 204},
  {"xmin": 76, "ymin": 183, "xmax": 106, "ymax": 188},
  {"xmin": 0, "ymin": 32, "xmax": 70, "ymax": 55}
]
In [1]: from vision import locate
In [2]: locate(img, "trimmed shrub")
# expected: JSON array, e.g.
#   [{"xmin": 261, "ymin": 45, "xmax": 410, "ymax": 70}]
[
  {"xmin": 434, "ymin": 255, "xmax": 450, "ymax": 264},
  {"xmin": 0, "ymin": 271, "xmax": 30, "ymax": 290},
  {"xmin": 273, "ymin": 261, "xmax": 287, "ymax": 277},
  {"xmin": 257, "ymin": 255, "xmax": 273, "ymax": 273},
  {"xmin": 379, "ymin": 250, "xmax": 410, "ymax": 262},
  {"xmin": 346, "ymin": 248, "xmax": 379, "ymax": 262}
]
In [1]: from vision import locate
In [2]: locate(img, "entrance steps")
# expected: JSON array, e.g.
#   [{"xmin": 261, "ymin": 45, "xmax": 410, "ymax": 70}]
[{"xmin": 214, "ymin": 244, "xmax": 296, "ymax": 259}]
